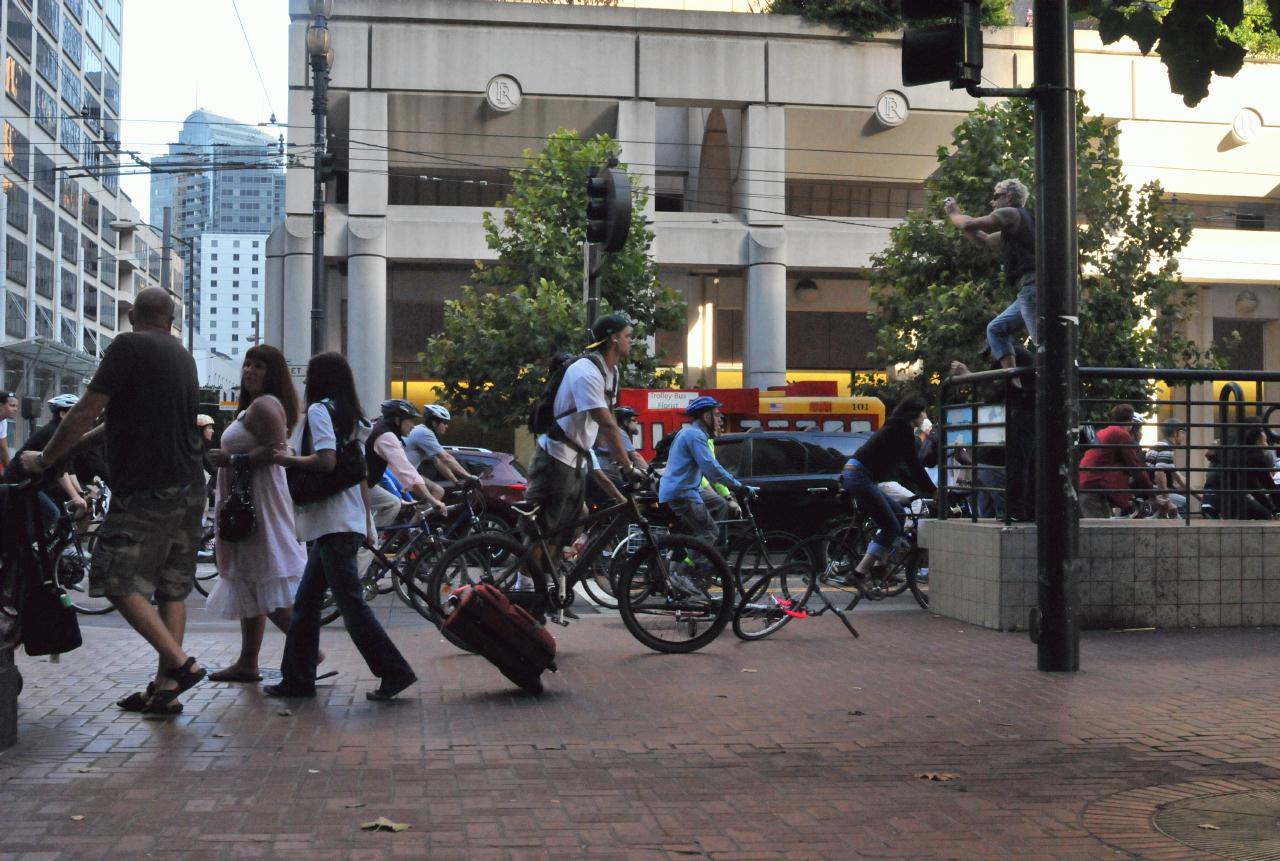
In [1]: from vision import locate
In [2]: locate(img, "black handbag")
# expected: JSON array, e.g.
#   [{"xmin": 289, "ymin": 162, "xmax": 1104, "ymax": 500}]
[
  {"xmin": 287, "ymin": 401, "xmax": 367, "ymax": 506},
  {"xmin": 217, "ymin": 455, "xmax": 256, "ymax": 541},
  {"xmin": 8, "ymin": 491, "xmax": 82, "ymax": 657}
]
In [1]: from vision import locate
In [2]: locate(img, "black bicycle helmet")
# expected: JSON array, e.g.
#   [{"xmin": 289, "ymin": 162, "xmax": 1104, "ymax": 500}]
[
  {"xmin": 614, "ymin": 406, "xmax": 639, "ymax": 422},
  {"xmin": 380, "ymin": 398, "xmax": 420, "ymax": 422}
]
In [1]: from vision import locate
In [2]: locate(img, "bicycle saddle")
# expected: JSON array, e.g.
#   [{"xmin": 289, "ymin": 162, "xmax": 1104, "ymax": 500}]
[{"xmin": 511, "ymin": 502, "xmax": 541, "ymax": 519}]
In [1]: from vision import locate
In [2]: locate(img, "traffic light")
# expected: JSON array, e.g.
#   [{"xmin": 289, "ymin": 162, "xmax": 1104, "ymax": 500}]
[
  {"xmin": 585, "ymin": 165, "xmax": 633, "ymax": 253},
  {"xmin": 316, "ymin": 151, "xmax": 337, "ymax": 183},
  {"xmin": 901, "ymin": 0, "xmax": 983, "ymax": 89}
]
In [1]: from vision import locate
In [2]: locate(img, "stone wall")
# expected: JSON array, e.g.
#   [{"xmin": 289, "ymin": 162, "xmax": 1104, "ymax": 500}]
[{"xmin": 920, "ymin": 520, "xmax": 1280, "ymax": 632}]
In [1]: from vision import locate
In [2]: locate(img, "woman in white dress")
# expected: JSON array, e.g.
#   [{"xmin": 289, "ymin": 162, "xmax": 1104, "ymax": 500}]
[{"xmin": 205, "ymin": 345, "xmax": 308, "ymax": 682}]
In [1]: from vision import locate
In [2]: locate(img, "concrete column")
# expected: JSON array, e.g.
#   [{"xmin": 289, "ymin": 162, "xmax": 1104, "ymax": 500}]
[
  {"xmin": 616, "ymin": 100, "xmax": 656, "ymax": 218},
  {"xmin": 346, "ymin": 217, "xmax": 388, "ymax": 416},
  {"xmin": 280, "ymin": 216, "xmax": 312, "ymax": 367},
  {"xmin": 744, "ymin": 227, "xmax": 786, "ymax": 390},
  {"xmin": 737, "ymin": 104, "xmax": 786, "ymax": 227},
  {"xmin": 262, "ymin": 226, "xmax": 286, "ymax": 348}
]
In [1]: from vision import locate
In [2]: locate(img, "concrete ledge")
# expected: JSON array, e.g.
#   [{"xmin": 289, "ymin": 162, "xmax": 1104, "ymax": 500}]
[{"xmin": 919, "ymin": 519, "xmax": 1280, "ymax": 632}]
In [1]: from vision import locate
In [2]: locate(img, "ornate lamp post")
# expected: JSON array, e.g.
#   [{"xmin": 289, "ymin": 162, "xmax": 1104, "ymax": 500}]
[{"xmin": 305, "ymin": 0, "xmax": 334, "ymax": 355}]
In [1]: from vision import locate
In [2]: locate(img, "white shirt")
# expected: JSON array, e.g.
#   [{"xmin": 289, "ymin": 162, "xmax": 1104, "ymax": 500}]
[
  {"xmin": 539, "ymin": 355, "xmax": 615, "ymax": 468},
  {"xmin": 292, "ymin": 401, "xmax": 371, "ymax": 543},
  {"xmin": 0, "ymin": 419, "xmax": 9, "ymax": 441}
]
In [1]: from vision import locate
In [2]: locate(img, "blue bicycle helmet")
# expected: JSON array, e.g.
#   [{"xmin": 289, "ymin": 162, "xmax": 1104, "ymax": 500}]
[{"xmin": 685, "ymin": 395, "xmax": 722, "ymax": 418}]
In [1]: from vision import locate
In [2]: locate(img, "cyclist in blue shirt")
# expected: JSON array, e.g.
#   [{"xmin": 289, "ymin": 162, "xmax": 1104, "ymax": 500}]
[{"xmin": 658, "ymin": 396, "xmax": 749, "ymax": 548}]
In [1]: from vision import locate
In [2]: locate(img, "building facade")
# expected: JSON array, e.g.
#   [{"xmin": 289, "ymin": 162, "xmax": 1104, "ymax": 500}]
[
  {"xmin": 0, "ymin": 0, "xmax": 139, "ymax": 440},
  {"xmin": 266, "ymin": 0, "xmax": 1280, "ymax": 416},
  {"xmin": 198, "ymin": 232, "xmax": 267, "ymax": 359},
  {"xmin": 151, "ymin": 109, "xmax": 284, "ymax": 344}
]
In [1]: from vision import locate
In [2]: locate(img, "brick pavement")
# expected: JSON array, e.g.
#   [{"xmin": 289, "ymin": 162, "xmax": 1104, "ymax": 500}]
[{"xmin": 2, "ymin": 596, "xmax": 1279, "ymax": 859}]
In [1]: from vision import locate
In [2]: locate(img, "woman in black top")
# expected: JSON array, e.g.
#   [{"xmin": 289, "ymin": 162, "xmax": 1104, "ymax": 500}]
[{"xmin": 841, "ymin": 395, "xmax": 936, "ymax": 580}]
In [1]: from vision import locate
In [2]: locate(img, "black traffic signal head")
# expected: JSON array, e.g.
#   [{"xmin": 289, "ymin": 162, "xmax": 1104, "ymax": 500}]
[
  {"xmin": 585, "ymin": 165, "xmax": 633, "ymax": 253},
  {"xmin": 316, "ymin": 151, "xmax": 337, "ymax": 183},
  {"xmin": 901, "ymin": 0, "xmax": 983, "ymax": 89}
]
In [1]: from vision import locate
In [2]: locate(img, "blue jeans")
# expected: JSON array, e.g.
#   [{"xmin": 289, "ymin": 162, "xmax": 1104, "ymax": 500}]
[
  {"xmin": 280, "ymin": 532, "xmax": 414, "ymax": 691},
  {"xmin": 986, "ymin": 281, "xmax": 1038, "ymax": 360},
  {"xmin": 841, "ymin": 461, "xmax": 904, "ymax": 560}
]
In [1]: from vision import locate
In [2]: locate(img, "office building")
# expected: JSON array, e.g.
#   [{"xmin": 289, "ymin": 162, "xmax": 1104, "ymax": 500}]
[{"xmin": 199, "ymin": 231, "xmax": 266, "ymax": 358}]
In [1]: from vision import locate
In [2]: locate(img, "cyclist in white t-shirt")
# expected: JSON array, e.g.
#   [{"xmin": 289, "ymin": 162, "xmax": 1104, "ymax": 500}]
[{"xmin": 0, "ymin": 391, "xmax": 16, "ymax": 469}]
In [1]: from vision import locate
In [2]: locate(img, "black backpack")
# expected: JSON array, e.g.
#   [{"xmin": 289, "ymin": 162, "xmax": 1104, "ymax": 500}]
[{"xmin": 527, "ymin": 352, "xmax": 615, "ymax": 453}]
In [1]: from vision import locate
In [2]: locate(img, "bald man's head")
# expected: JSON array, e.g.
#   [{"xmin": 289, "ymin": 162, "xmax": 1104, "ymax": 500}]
[{"xmin": 130, "ymin": 287, "xmax": 175, "ymax": 331}]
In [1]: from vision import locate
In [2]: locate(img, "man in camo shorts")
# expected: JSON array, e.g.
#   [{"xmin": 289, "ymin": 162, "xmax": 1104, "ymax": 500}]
[{"xmin": 20, "ymin": 288, "xmax": 208, "ymax": 716}]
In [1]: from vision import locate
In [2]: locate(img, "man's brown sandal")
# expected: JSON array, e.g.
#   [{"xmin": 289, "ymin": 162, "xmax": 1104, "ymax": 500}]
[{"xmin": 142, "ymin": 657, "xmax": 206, "ymax": 715}]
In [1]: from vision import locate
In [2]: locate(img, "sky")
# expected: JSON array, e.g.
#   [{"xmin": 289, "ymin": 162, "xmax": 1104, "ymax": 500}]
[{"xmin": 119, "ymin": 0, "xmax": 290, "ymax": 225}]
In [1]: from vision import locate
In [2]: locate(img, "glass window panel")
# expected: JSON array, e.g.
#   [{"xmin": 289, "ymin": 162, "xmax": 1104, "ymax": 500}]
[
  {"xmin": 63, "ymin": 0, "xmax": 81, "ymax": 21},
  {"xmin": 83, "ymin": 4, "xmax": 100, "ymax": 46},
  {"xmin": 59, "ymin": 266, "xmax": 74, "ymax": 309},
  {"xmin": 34, "ymin": 83, "xmax": 54, "ymax": 134},
  {"xmin": 33, "ymin": 303, "xmax": 50, "ymax": 337},
  {"xmin": 37, "ymin": 0, "xmax": 58, "ymax": 36},
  {"xmin": 80, "ymin": 235, "xmax": 95, "ymax": 277},
  {"xmin": 3, "ymin": 122, "xmax": 30, "ymax": 178},
  {"xmin": 59, "ymin": 314, "xmax": 73, "ymax": 346},
  {"xmin": 32, "ymin": 147, "xmax": 54, "ymax": 198},
  {"xmin": 749, "ymin": 438, "xmax": 808, "ymax": 476},
  {"xmin": 79, "ymin": 188, "xmax": 96, "ymax": 231},
  {"xmin": 58, "ymin": 177, "xmax": 76, "ymax": 216},
  {"xmin": 5, "ymin": 291, "xmax": 26, "ymax": 337},
  {"xmin": 99, "ymin": 257, "xmax": 114, "ymax": 287},
  {"xmin": 5, "ymin": 55, "xmax": 32, "ymax": 113},
  {"xmin": 58, "ymin": 109, "xmax": 78, "ymax": 156},
  {"xmin": 58, "ymin": 58, "xmax": 76, "ymax": 109},
  {"xmin": 33, "ymin": 199, "xmax": 53, "ymax": 247},
  {"xmin": 34, "ymin": 252, "xmax": 51, "ymax": 297},
  {"xmin": 104, "ymin": 0, "xmax": 119, "ymax": 30},
  {"xmin": 7, "ymin": 1, "xmax": 33, "ymax": 60},
  {"xmin": 99, "ymin": 293, "xmax": 113, "ymax": 331},
  {"xmin": 59, "ymin": 14, "xmax": 79, "ymax": 66},
  {"xmin": 35, "ymin": 32, "xmax": 56, "ymax": 86},
  {"xmin": 100, "ymin": 205, "xmax": 114, "ymax": 246},
  {"xmin": 82, "ymin": 44, "xmax": 99, "ymax": 90},
  {"xmin": 59, "ymin": 217, "xmax": 74, "ymax": 260},
  {"xmin": 4, "ymin": 177, "xmax": 29, "ymax": 232},
  {"xmin": 102, "ymin": 28, "xmax": 118, "ymax": 71},
  {"xmin": 81, "ymin": 327, "xmax": 95, "ymax": 355},
  {"xmin": 81, "ymin": 283, "xmax": 94, "ymax": 320},
  {"xmin": 101, "ymin": 160, "xmax": 116, "ymax": 194},
  {"xmin": 6, "ymin": 235, "xmax": 27, "ymax": 284},
  {"xmin": 102, "ymin": 71, "xmax": 117, "ymax": 114}
]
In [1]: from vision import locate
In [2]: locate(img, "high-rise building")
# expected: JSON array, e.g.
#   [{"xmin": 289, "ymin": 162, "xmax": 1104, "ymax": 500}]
[
  {"xmin": 150, "ymin": 109, "xmax": 284, "ymax": 343},
  {"xmin": 199, "ymin": 232, "xmax": 266, "ymax": 359},
  {"xmin": 0, "ymin": 0, "xmax": 142, "ymax": 439}
]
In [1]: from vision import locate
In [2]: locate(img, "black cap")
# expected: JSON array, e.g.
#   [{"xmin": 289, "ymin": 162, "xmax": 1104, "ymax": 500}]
[{"xmin": 587, "ymin": 313, "xmax": 633, "ymax": 348}]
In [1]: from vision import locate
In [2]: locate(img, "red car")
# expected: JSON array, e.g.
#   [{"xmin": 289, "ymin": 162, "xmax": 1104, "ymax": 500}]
[{"xmin": 421, "ymin": 446, "xmax": 528, "ymax": 530}]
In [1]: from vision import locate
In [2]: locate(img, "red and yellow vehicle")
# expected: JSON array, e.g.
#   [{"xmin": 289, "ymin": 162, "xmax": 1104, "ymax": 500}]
[{"xmin": 617, "ymin": 381, "xmax": 885, "ymax": 461}]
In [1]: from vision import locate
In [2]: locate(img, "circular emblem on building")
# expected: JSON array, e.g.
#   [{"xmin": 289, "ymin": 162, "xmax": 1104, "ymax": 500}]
[
  {"xmin": 485, "ymin": 75, "xmax": 523, "ymax": 112},
  {"xmin": 875, "ymin": 91, "xmax": 909, "ymax": 127},
  {"xmin": 1230, "ymin": 108, "xmax": 1262, "ymax": 144}
]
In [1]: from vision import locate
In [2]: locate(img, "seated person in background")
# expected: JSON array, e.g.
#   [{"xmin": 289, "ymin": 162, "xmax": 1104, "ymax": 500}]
[
  {"xmin": 1079, "ymin": 404, "xmax": 1173, "ymax": 518},
  {"xmin": 1144, "ymin": 418, "xmax": 1188, "ymax": 517}
]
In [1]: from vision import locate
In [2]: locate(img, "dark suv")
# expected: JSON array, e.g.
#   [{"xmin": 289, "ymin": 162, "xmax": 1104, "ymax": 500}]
[
  {"xmin": 712, "ymin": 431, "xmax": 871, "ymax": 538},
  {"xmin": 420, "ymin": 446, "xmax": 528, "ymax": 529}
]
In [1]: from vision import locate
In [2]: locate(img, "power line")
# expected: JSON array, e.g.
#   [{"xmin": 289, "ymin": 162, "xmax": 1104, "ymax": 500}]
[{"xmin": 227, "ymin": 0, "xmax": 278, "ymax": 122}]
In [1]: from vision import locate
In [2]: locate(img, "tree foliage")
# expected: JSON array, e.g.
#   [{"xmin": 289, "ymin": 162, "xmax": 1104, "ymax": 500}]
[
  {"xmin": 768, "ymin": 0, "xmax": 1010, "ymax": 33},
  {"xmin": 424, "ymin": 130, "xmax": 684, "ymax": 430},
  {"xmin": 860, "ymin": 96, "xmax": 1212, "ymax": 414}
]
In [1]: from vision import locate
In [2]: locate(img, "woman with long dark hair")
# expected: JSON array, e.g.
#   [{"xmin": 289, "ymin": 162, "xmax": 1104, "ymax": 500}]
[
  {"xmin": 840, "ymin": 394, "xmax": 936, "ymax": 581},
  {"xmin": 265, "ymin": 352, "xmax": 416, "ymax": 701},
  {"xmin": 205, "ymin": 345, "xmax": 307, "ymax": 682}
]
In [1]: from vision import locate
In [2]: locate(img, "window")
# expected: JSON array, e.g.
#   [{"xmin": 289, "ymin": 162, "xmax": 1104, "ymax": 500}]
[
  {"xmin": 232, "ymin": 253, "xmax": 240, "ymax": 260},
  {"xmin": 104, "ymin": 0, "xmax": 119, "ymax": 31},
  {"xmin": 80, "ymin": 235, "xmax": 95, "ymax": 277},
  {"xmin": 209, "ymin": 283, "xmax": 216, "ymax": 289},
  {"xmin": 81, "ymin": 328, "xmax": 95, "ymax": 355},
  {"xmin": 209, "ymin": 253, "xmax": 217, "ymax": 261},
  {"xmin": 34, "ymin": 252, "xmax": 51, "ymax": 297},
  {"xmin": 232, "ymin": 307, "xmax": 239, "ymax": 315},
  {"xmin": 6, "ymin": 235, "xmax": 28, "ymax": 285},
  {"xmin": 58, "ymin": 58, "xmax": 76, "ymax": 109},
  {"xmin": 82, "ymin": 44, "xmax": 99, "ymax": 91},
  {"xmin": 83, "ymin": 4, "xmax": 100, "ymax": 46},
  {"xmin": 59, "ymin": 266, "xmax": 74, "ymax": 309},
  {"xmin": 231, "ymin": 320, "xmax": 238, "ymax": 328},
  {"xmin": 33, "ymin": 199, "xmax": 52, "ymax": 247},
  {"xmin": 100, "ymin": 206, "xmax": 114, "ymax": 246},
  {"xmin": 60, "ymin": 14, "xmax": 79, "ymax": 66},
  {"xmin": 5, "ymin": 178, "xmax": 28, "ymax": 232},
  {"xmin": 251, "ymin": 254, "xmax": 259, "ymax": 261},
  {"xmin": 232, "ymin": 267, "xmax": 239, "ymax": 274},
  {"xmin": 210, "ymin": 267, "xmax": 217, "ymax": 273},
  {"xmin": 251, "ymin": 240, "xmax": 259, "ymax": 247},
  {"xmin": 63, "ymin": 0, "xmax": 81, "ymax": 21},
  {"xmin": 5, "ymin": 291, "xmax": 26, "ymax": 337},
  {"xmin": 232, "ymin": 294, "xmax": 239, "ymax": 301},
  {"xmin": 3, "ymin": 122, "xmax": 30, "ymax": 177},
  {"xmin": 99, "ymin": 293, "xmax": 113, "ymax": 330},
  {"xmin": 231, "ymin": 280, "xmax": 238, "ymax": 288},
  {"xmin": 82, "ymin": 283, "xmax": 94, "ymax": 320},
  {"xmin": 8, "ymin": 1, "xmax": 33, "ymax": 60},
  {"xmin": 32, "ymin": 147, "xmax": 54, "ymax": 198},
  {"xmin": 35, "ymin": 33, "xmax": 56, "ymax": 83},
  {"xmin": 79, "ymin": 188, "xmax": 97, "ymax": 231},
  {"xmin": 59, "ymin": 314, "xmax": 72, "ymax": 346},
  {"xmin": 99, "ymin": 257, "xmax": 113, "ymax": 287},
  {"xmin": 232, "ymin": 240, "xmax": 240, "ymax": 247},
  {"xmin": 59, "ymin": 218, "xmax": 75, "ymax": 261},
  {"xmin": 34, "ymin": 84, "xmax": 54, "ymax": 134},
  {"xmin": 231, "ymin": 334, "xmax": 239, "ymax": 342},
  {"xmin": 58, "ymin": 177, "xmax": 77, "ymax": 216},
  {"xmin": 102, "ymin": 71, "xmax": 116, "ymax": 114},
  {"xmin": 101, "ymin": 157, "xmax": 116, "ymax": 194},
  {"xmin": 37, "ymin": 0, "xmax": 58, "ymax": 36},
  {"xmin": 6, "ymin": 55, "xmax": 32, "ymax": 113},
  {"xmin": 34, "ymin": 303, "xmax": 50, "ymax": 337},
  {"xmin": 210, "ymin": 239, "xmax": 218, "ymax": 246},
  {"xmin": 102, "ymin": 28, "xmax": 117, "ymax": 71},
  {"xmin": 749, "ymin": 438, "xmax": 808, "ymax": 477}
]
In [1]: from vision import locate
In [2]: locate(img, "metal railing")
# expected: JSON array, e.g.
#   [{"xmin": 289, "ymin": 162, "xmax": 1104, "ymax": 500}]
[{"xmin": 937, "ymin": 367, "xmax": 1280, "ymax": 525}]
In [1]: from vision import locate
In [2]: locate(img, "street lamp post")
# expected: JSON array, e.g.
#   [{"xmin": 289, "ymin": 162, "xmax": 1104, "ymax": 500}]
[{"xmin": 306, "ymin": 0, "xmax": 335, "ymax": 356}]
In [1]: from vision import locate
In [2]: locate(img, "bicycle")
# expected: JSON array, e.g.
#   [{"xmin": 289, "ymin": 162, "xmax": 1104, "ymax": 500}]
[
  {"xmin": 47, "ymin": 502, "xmax": 111, "ymax": 615},
  {"xmin": 424, "ymin": 480, "xmax": 734, "ymax": 654}
]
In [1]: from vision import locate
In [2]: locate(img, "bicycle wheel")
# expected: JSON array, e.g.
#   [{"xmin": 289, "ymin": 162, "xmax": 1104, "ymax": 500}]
[
  {"xmin": 907, "ymin": 548, "xmax": 929, "ymax": 609},
  {"xmin": 391, "ymin": 534, "xmax": 443, "ymax": 614},
  {"xmin": 615, "ymin": 533, "xmax": 733, "ymax": 654},
  {"xmin": 732, "ymin": 530, "xmax": 800, "ymax": 596},
  {"xmin": 58, "ymin": 532, "xmax": 114, "ymax": 615},
  {"xmin": 784, "ymin": 532, "xmax": 864, "ymax": 613},
  {"xmin": 732, "ymin": 560, "xmax": 812, "ymax": 641},
  {"xmin": 578, "ymin": 535, "xmax": 624, "ymax": 609},
  {"xmin": 191, "ymin": 563, "xmax": 219, "ymax": 597}
]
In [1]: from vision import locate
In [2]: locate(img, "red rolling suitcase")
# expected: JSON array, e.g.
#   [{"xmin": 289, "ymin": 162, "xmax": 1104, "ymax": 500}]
[{"xmin": 442, "ymin": 583, "xmax": 557, "ymax": 695}]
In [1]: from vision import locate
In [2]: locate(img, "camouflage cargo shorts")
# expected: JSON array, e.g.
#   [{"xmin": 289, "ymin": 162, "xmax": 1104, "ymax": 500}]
[{"xmin": 89, "ymin": 479, "xmax": 206, "ymax": 602}]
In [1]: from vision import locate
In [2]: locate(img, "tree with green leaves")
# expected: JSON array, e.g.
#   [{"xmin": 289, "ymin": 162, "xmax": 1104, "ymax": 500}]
[
  {"xmin": 767, "ymin": 0, "xmax": 1010, "ymax": 37},
  {"xmin": 860, "ymin": 96, "xmax": 1213, "ymax": 412},
  {"xmin": 423, "ymin": 129, "xmax": 684, "ymax": 430}
]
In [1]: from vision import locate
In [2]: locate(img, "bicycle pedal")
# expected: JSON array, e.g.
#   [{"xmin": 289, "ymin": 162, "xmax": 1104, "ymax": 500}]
[{"xmin": 552, "ymin": 614, "xmax": 571, "ymax": 627}]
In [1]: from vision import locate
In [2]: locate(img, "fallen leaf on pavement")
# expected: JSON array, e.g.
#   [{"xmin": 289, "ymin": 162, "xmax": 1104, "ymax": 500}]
[
  {"xmin": 361, "ymin": 816, "xmax": 411, "ymax": 832},
  {"xmin": 344, "ymin": 802, "xmax": 366, "ymax": 809},
  {"xmin": 277, "ymin": 709, "xmax": 293, "ymax": 717},
  {"xmin": 848, "ymin": 710, "xmax": 865, "ymax": 716},
  {"xmin": 917, "ymin": 772, "xmax": 959, "ymax": 781},
  {"xmin": 70, "ymin": 815, "xmax": 85, "ymax": 821},
  {"xmin": 212, "ymin": 732, "xmax": 230, "ymax": 738},
  {"xmin": 741, "ymin": 668, "xmax": 757, "ymax": 673},
  {"xmin": 76, "ymin": 767, "xmax": 98, "ymax": 773},
  {"xmin": 308, "ymin": 769, "xmax": 320, "ymax": 774},
  {"xmin": 1198, "ymin": 823, "xmax": 1220, "ymax": 830}
]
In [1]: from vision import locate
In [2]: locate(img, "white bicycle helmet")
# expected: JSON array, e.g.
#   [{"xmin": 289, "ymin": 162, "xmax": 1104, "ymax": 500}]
[
  {"xmin": 47, "ymin": 393, "xmax": 79, "ymax": 410},
  {"xmin": 423, "ymin": 403, "xmax": 451, "ymax": 423}
]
